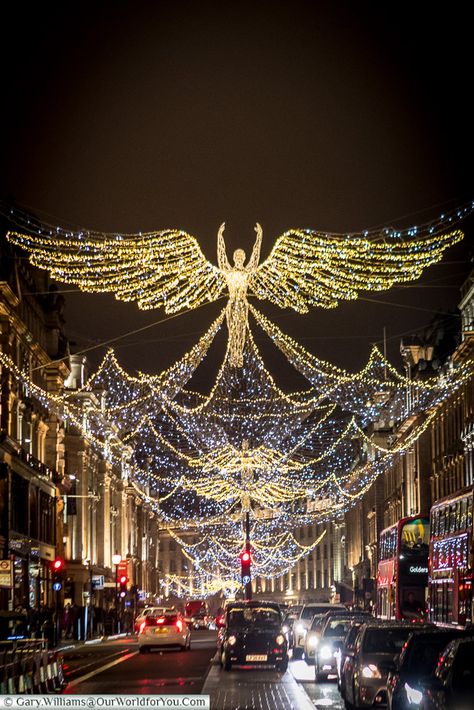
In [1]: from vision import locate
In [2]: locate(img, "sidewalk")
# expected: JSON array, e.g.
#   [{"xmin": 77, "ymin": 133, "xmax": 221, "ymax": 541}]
[{"xmin": 202, "ymin": 654, "xmax": 314, "ymax": 710}]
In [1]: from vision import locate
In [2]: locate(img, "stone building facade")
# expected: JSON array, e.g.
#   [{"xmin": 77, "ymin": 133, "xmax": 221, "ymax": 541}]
[
  {"xmin": 0, "ymin": 236, "xmax": 69, "ymax": 614},
  {"xmin": 0, "ymin": 239, "xmax": 161, "ymax": 633},
  {"xmin": 343, "ymin": 269, "xmax": 474, "ymax": 617}
]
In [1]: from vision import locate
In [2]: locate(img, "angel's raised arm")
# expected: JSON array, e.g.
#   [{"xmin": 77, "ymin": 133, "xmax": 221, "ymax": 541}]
[
  {"xmin": 217, "ymin": 222, "xmax": 231, "ymax": 271},
  {"xmin": 247, "ymin": 223, "xmax": 263, "ymax": 271}
]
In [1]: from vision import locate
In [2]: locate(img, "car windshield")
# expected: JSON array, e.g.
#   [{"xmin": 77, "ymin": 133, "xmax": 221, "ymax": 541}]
[
  {"xmin": 301, "ymin": 606, "xmax": 333, "ymax": 620},
  {"xmin": 227, "ymin": 606, "xmax": 281, "ymax": 629},
  {"xmin": 325, "ymin": 619, "xmax": 355, "ymax": 637},
  {"xmin": 363, "ymin": 628, "xmax": 413, "ymax": 654}
]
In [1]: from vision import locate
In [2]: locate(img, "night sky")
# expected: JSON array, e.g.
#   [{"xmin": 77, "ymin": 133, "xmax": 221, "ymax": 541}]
[{"xmin": 1, "ymin": 2, "xmax": 473, "ymax": 391}]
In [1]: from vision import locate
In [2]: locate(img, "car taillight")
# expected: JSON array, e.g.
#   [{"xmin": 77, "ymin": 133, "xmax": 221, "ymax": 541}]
[
  {"xmin": 156, "ymin": 616, "xmax": 166, "ymax": 624},
  {"xmin": 139, "ymin": 621, "xmax": 147, "ymax": 634},
  {"xmin": 176, "ymin": 620, "xmax": 183, "ymax": 632}
]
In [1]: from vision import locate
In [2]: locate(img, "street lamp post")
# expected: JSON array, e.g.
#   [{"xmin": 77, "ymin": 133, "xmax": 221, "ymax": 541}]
[{"xmin": 112, "ymin": 553, "xmax": 121, "ymax": 634}]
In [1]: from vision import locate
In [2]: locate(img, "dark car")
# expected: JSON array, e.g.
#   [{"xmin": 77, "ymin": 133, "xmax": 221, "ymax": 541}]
[
  {"xmin": 387, "ymin": 628, "xmax": 474, "ymax": 710},
  {"xmin": 341, "ymin": 622, "xmax": 433, "ymax": 709},
  {"xmin": 335, "ymin": 620, "xmax": 366, "ymax": 692},
  {"xmin": 314, "ymin": 612, "xmax": 372, "ymax": 680},
  {"xmin": 190, "ymin": 611, "xmax": 209, "ymax": 629},
  {"xmin": 218, "ymin": 601, "xmax": 288, "ymax": 672},
  {"xmin": 411, "ymin": 636, "xmax": 474, "ymax": 710}
]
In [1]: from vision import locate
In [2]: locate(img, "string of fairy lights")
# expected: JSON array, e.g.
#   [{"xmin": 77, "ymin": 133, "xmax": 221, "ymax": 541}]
[{"xmin": 1, "ymin": 200, "xmax": 473, "ymax": 595}]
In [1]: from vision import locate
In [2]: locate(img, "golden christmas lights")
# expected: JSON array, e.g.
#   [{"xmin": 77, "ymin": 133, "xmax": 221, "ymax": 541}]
[{"xmin": 6, "ymin": 222, "xmax": 463, "ymax": 368}]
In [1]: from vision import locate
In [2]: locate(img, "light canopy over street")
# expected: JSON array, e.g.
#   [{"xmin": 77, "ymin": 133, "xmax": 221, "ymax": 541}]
[{"xmin": 0, "ymin": 3, "xmax": 473, "ymax": 708}]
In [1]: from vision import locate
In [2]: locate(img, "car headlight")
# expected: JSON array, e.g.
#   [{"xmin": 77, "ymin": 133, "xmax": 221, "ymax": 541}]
[
  {"xmin": 282, "ymin": 625, "xmax": 289, "ymax": 634},
  {"xmin": 319, "ymin": 644, "xmax": 332, "ymax": 659},
  {"xmin": 227, "ymin": 635, "xmax": 237, "ymax": 646},
  {"xmin": 295, "ymin": 623, "xmax": 306, "ymax": 634},
  {"xmin": 276, "ymin": 634, "xmax": 285, "ymax": 645},
  {"xmin": 307, "ymin": 634, "xmax": 320, "ymax": 649},
  {"xmin": 404, "ymin": 682, "xmax": 423, "ymax": 705},
  {"xmin": 361, "ymin": 664, "xmax": 381, "ymax": 679}
]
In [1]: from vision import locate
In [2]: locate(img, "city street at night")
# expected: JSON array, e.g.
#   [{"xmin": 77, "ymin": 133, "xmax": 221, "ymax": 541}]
[
  {"xmin": 59, "ymin": 633, "xmax": 343, "ymax": 710},
  {"xmin": 1, "ymin": 2, "xmax": 474, "ymax": 708},
  {"xmin": 62, "ymin": 632, "xmax": 216, "ymax": 695}
]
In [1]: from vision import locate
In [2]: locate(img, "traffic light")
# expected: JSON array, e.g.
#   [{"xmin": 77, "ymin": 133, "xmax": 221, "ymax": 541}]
[
  {"xmin": 52, "ymin": 558, "xmax": 64, "ymax": 591},
  {"xmin": 240, "ymin": 549, "xmax": 252, "ymax": 599},
  {"xmin": 119, "ymin": 574, "xmax": 128, "ymax": 598}
]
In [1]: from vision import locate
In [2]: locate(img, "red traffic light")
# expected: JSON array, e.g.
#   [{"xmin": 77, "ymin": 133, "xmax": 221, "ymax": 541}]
[
  {"xmin": 52, "ymin": 558, "xmax": 64, "ymax": 571},
  {"xmin": 119, "ymin": 575, "xmax": 128, "ymax": 585},
  {"xmin": 240, "ymin": 551, "xmax": 251, "ymax": 563}
]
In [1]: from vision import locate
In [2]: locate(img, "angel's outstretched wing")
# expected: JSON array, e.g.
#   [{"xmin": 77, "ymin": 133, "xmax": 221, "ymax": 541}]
[
  {"xmin": 7, "ymin": 229, "xmax": 226, "ymax": 313},
  {"xmin": 249, "ymin": 228, "xmax": 464, "ymax": 312}
]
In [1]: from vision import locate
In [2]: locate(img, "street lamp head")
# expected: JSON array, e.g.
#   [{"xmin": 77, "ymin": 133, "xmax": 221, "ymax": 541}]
[{"xmin": 112, "ymin": 553, "xmax": 122, "ymax": 565}]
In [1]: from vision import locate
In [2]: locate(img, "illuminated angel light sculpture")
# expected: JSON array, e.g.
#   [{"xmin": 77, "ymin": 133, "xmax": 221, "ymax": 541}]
[
  {"xmin": 217, "ymin": 222, "xmax": 261, "ymax": 366},
  {"xmin": 7, "ymin": 216, "xmax": 464, "ymax": 367}
]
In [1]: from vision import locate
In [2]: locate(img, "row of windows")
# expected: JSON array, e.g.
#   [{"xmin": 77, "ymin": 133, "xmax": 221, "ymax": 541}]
[
  {"xmin": 10, "ymin": 472, "xmax": 55, "ymax": 545},
  {"xmin": 431, "ymin": 493, "xmax": 473, "ymax": 538},
  {"xmin": 379, "ymin": 526, "xmax": 397, "ymax": 560}
]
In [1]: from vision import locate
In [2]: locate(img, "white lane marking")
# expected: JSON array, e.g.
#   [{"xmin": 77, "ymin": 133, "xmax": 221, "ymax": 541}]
[
  {"xmin": 66, "ymin": 649, "xmax": 129, "ymax": 675},
  {"xmin": 65, "ymin": 650, "xmax": 138, "ymax": 689}
]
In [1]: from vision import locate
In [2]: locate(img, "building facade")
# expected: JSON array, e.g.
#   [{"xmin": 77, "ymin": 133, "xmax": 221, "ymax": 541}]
[
  {"xmin": 343, "ymin": 269, "xmax": 474, "ymax": 625},
  {"xmin": 0, "ymin": 237, "xmax": 69, "ymax": 618}
]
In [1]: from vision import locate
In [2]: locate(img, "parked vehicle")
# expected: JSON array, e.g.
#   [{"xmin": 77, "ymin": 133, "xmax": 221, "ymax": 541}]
[
  {"xmin": 138, "ymin": 611, "xmax": 191, "ymax": 652},
  {"xmin": 387, "ymin": 628, "xmax": 473, "ymax": 710},
  {"xmin": 303, "ymin": 613, "xmax": 327, "ymax": 664},
  {"xmin": 218, "ymin": 600, "xmax": 288, "ymax": 672},
  {"xmin": 191, "ymin": 611, "xmax": 210, "ymax": 629},
  {"xmin": 341, "ymin": 622, "xmax": 432, "ymax": 709},
  {"xmin": 185, "ymin": 600, "xmax": 209, "ymax": 629},
  {"xmin": 408, "ymin": 636, "xmax": 474, "ymax": 709},
  {"xmin": 293, "ymin": 602, "xmax": 346, "ymax": 659},
  {"xmin": 314, "ymin": 612, "xmax": 372, "ymax": 680},
  {"xmin": 134, "ymin": 606, "xmax": 175, "ymax": 633},
  {"xmin": 282, "ymin": 609, "xmax": 301, "ymax": 649},
  {"xmin": 429, "ymin": 487, "xmax": 473, "ymax": 627},
  {"xmin": 377, "ymin": 516, "xmax": 429, "ymax": 621},
  {"xmin": 336, "ymin": 621, "xmax": 366, "ymax": 695}
]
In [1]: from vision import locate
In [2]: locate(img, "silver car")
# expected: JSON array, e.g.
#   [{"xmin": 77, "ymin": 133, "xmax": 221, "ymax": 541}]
[
  {"xmin": 315, "ymin": 613, "xmax": 371, "ymax": 681},
  {"xmin": 341, "ymin": 622, "xmax": 432, "ymax": 708},
  {"xmin": 303, "ymin": 613, "xmax": 327, "ymax": 664},
  {"xmin": 293, "ymin": 602, "xmax": 346, "ymax": 659}
]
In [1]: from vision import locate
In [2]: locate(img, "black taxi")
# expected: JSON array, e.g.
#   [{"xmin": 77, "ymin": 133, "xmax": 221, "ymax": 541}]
[{"xmin": 218, "ymin": 600, "xmax": 288, "ymax": 672}]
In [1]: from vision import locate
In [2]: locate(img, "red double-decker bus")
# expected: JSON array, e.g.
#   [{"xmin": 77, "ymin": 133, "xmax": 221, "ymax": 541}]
[
  {"xmin": 376, "ymin": 515, "xmax": 430, "ymax": 620},
  {"xmin": 429, "ymin": 486, "xmax": 473, "ymax": 627}
]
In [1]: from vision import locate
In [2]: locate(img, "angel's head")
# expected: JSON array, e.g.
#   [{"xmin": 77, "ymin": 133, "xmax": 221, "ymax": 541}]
[{"xmin": 233, "ymin": 249, "xmax": 246, "ymax": 268}]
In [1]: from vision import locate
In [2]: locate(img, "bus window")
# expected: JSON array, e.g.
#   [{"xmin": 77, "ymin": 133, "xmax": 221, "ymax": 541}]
[{"xmin": 400, "ymin": 518, "xmax": 429, "ymax": 558}]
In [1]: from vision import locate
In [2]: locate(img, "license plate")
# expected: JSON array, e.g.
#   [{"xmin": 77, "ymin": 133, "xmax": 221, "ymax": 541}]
[
  {"xmin": 155, "ymin": 628, "xmax": 167, "ymax": 634},
  {"xmin": 246, "ymin": 654, "xmax": 267, "ymax": 662}
]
